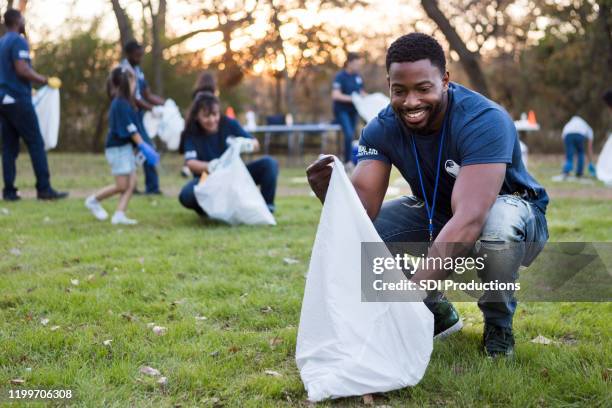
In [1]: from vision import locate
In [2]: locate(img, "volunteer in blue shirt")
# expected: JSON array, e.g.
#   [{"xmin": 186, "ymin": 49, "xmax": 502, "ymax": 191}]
[
  {"xmin": 120, "ymin": 40, "xmax": 165, "ymax": 195},
  {"xmin": 0, "ymin": 9, "xmax": 67, "ymax": 201},
  {"xmin": 332, "ymin": 52, "xmax": 366, "ymax": 165},
  {"xmin": 307, "ymin": 33, "xmax": 549, "ymax": 358},
  {"xmin": 178, "ymin": 91, "xmax": 278, "ymax": 216}
]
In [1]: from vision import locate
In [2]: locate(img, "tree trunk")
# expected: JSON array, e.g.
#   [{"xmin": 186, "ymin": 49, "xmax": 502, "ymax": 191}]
[
  {"xmin": 151, "ymin": 0, "xmax": 166, "ymax": 95},
  {"xmin": 421, "ymin": 0, "xmax": 490, "ymax": 97},
  {"xmin": 110, "ymin": 0, "xmax": 134, "ymax": 47}
]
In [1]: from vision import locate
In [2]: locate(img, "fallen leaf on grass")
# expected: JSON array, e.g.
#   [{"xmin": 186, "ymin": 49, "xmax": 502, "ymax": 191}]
[
  {"xmin": 540, "ymin": 368, "xmax": 549, "ymax": 378},
  {"xmin": 283, "ymin": 257, "xmax": 299, "ymax": 265},
  {"xmin": 152, "ymin": 326, "xmax": 167, "ymax": 336},
  {"xmin": 50, "ymin": 326, "xmax": 60, "ymax": 331},
  {"xmin": 195, "ymin": 315, "xmax": 207, "ymax": 321},
  {"xmin": 264, "ymin": 370, "xmax": 281, "ymax": 377},
  {"xmin": 10, "ymin": 378, "xmax": 25, "ymax": 385},
  {"xmin": 157, "ymin": 376, "xmax": 168, "ymax": 386},
  {"xmin": 602, "ymin": 368, "xmax": 611, "ymax": 381},
  {"xmin": 103, "ymin": 339, "xmax": 112, "ymax": 346},
  {"xmin": 87, "ymin": 274, "xmax": 96, "ymax": 282},
  {"xmin": 530, "ymin": 335, "xmax": 557, "ymax": 345},
  {"xmin": 559, "ymin": 334, "xmax": 578, "ymax": 345},
  {"xmin": 70, "ymin": 279, "xmax": 79, "ymax": 286},
  {"xmin": 1, "ymin": 208, "xmax": 9, "ymax": 215},
  {"xmin": 362, "ymin": 394, "xmax": 374, "ymax": 405},
  {"xmin": 170, "ymin": 299, "xmax": 186, "ymax": 306},
  {"xmin": 260, "ymin": 306, "xmax": 273, "ymax": 314},
  {"xmin": 121, "ymin": 313, "xmax": 137, "ymax": 322},
  {"xmin": 40, "ymin": 318, "xmax": 49, "ymax": 326},
  {"xmin": 10, "ymin": 248, "xmax": 21, "ymax": 256},
  {"xmin": 269, "ymin": 337, "xmax": 283, "ymax": 347},
  {"xmin": 228, "ymin": 345, "xmax": 240, "ymax": 353},
  {"xmin": 139, "ymin": 366, "xmax": 161, "ymax": 376},
  {"xmin": 209, "ymin": 351, "xmax": 220, "ymax": 357},
  {"xmin": 43, "ymin": 216, "xmax": 51, "ymax": 223}
]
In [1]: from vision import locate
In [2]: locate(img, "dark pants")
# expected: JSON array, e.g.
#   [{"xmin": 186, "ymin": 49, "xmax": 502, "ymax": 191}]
[
  {"xmin": 0, "ymin": 101, "xmax": 52, "ymax": 195},
  {"xmin": 335, "ymin": 108, "xmax": 358, "ymax": 163},
  {"xmin": 373, "ymin": 195, "xmax": 549, "ymax": 328},
  {"xmin": 562, "ymin": 132, "xmax": 586, "ymax": 176},
  {"xmin": 179, "ymin": 156, "xmax": 279, "ymax": 215}
]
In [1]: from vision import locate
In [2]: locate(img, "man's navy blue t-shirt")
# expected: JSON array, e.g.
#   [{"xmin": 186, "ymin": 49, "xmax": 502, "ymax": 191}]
[
  {"xmin": 332, "ymin": 69, "xmax": 363, "ymax": 114},
  {"xmin": 0, "ymin": 31, "xmax": 32, "ymax": 102},
  {"xmin": 357, "ymin": 82, "xmax": 548, "ymax": 218},
  {"xmin": 183, "ymin": 116, "xmax": 252, "ymax": 169},
  {"xmin": 105, "ymin": 97, "xmax": 143, "ymax": 148}
]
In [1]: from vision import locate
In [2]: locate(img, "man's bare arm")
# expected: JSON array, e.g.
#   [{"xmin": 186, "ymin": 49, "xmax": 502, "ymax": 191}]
[
  {"xmin": 14, "ymin": 59, "xmax": 46, "ymax": 85},
  {"xmin": 411, "ymin": 163, "xmax": 506, "ymax": 283},
  {"xmin": 351, "ymin": 160, "xmax": 391, "ymax": 220}
]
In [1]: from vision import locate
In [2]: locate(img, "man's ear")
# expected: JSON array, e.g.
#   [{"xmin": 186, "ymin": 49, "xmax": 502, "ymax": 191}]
[
  {"xmin": 442, "ymin": 71, "xmax": 450, "ymax": 91},
  {"xmin": 386, "ymin": 75, "xmax": 390, "ymax": 92}
]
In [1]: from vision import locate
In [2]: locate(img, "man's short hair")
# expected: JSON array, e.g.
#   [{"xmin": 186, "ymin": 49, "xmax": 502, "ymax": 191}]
[
  {"xmin": 385, "ymin": 33, "xmax": 446, "ymax": 74},
  {"xmin": 3, "ymin": 9, "xmax": 22, "ymax": 28},
  {"xmin": 123, "ymin": 40, "xmax": 143, "ymax": 55},
  {"xmin": 603, "ymin": 89, "xmax": 612, "ymax": 108}
]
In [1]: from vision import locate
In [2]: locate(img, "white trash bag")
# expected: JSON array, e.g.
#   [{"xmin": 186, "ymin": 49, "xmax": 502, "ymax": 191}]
[
  {"xmin": 194, "ymin": 138, "xmax": 276, "ymax": 226},
  {"xmin": 296, "ymin": 156, "xmax": 433, "ymax": 402},
  {"xmin": 352, "ymin": 92, "xmax": 390, "ymax": 123},
  {"xmin": 33, "ymin": 86, "xmax": 60, "ymax": 150},
  {"xmin": 143, "ymin": 99, "xmax": 184, "ymax": 151},
  {"xmin": 596, "ymin": 133, "xmax": 612, "ymax": 186}
]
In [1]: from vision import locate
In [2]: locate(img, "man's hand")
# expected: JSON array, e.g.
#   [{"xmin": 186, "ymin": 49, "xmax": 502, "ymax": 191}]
[{"xmin": 306, "ymin": 155, "xmax": 335, "ymax": 203}]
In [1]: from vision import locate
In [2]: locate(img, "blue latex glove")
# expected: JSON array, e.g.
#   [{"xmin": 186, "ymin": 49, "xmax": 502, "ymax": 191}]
[
  {"xmin": 588, "ymin": 162, "xmax": 596, "ymax": 177},
  {"xmin": 138, "ymin": 142, "xmax": 160, "ymax": 166}
]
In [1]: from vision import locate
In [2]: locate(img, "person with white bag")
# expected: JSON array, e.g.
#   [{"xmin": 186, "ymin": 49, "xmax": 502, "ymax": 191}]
[
  {"xmin": 307, "ymin": 33, "xmax": 549, "ymax": 358},
  {"xmin": 178, "ymin": 92, "xmax": 278, "ymax": 216},
  {"xmin": 0, "ymin": 9, "xmax": 67, "ymax": 201}
]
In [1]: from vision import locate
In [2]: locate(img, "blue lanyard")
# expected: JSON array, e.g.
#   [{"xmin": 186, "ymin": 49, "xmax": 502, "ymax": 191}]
[{"xmin": 409, "ymin": 111, "xmax": 449, "ymax": 243}]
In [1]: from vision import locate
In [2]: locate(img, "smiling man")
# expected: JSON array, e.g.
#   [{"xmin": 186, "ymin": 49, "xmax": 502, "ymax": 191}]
[{"xmin": 306, "ymin": 33, "xmax": 549, "ymax": 357}]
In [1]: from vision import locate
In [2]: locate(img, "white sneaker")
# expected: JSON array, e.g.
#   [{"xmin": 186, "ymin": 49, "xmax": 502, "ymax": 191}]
[
  {"xmin": 111, "ymin": 212, "xmax": 138, "ymax": 225},
  {"xmin": 85, "ymin": 195, "xmax": 108, "ymax": 220}
]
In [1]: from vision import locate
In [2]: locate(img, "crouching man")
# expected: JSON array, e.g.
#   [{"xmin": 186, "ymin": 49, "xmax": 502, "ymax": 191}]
[{"xmin": 306, "ymin": 33, "xmax": 549, "ymax": 358}]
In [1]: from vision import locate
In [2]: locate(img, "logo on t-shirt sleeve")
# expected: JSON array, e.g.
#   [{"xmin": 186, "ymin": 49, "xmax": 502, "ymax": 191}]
[
  {"xmin": 184, "ymin": 150, "xmax": 197, "ymax": 160},
  {"xmin": 127, "ymin": 123, "xmax": 137, "ymax": 133},
  {"xmin": 18, "ymin": 50, "xmax": 30, "ymax": 59},
  {"xmin": 358, "ymin": 144, "xmax": 379, "ymax": 157},
  {"xmin": 445, "ymin": 159, "xmax": 460, "ymax": 178}
]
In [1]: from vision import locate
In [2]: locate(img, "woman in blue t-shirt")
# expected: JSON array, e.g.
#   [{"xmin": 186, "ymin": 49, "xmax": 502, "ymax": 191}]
[
  {"xmin": 84, "ymin": 67, "xmax": 159, "ymax": 225},
  {"xmin": 178, "ymin": 91, "xmax": 278, "ymax": 216}
]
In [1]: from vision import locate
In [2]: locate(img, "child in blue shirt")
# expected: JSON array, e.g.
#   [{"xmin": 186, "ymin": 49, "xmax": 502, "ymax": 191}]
[{"xmin": 84, "ymin": 67, "xmax": 159, "ymax": 225}]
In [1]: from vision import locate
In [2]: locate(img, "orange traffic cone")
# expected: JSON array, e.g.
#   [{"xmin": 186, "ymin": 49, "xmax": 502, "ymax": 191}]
[
  {"xmin": 527, "ymin": 110, "xmax": 537, "ymax": 125},
  {"xmin": 225, "ymin": 106, "xmax": 236, "ymax": 119}
]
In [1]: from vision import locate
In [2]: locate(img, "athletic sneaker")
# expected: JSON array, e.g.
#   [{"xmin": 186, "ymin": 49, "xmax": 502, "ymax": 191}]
[
  {"xmin": 483, "ymin": 323, "xmax": 514, "ymax": 358},
  {"xmin": 85, "ymin": 195, "xmax": 108, "ymax": 220},
  {"xmin": 426, "ymin": 295, "xmax": 463, "ymax": 339},
  {"xmin": 111, "ymin": 211, "xmax": 138, "ymax": 225}
]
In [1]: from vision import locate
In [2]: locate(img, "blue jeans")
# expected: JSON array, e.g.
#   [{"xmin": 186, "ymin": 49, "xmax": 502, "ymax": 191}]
[
  {"xmin": 137, "ymin": 113, "xmax": 160, "ymax": 193},
  {"xmin": 0, "ymin": 101, "xmax": 52, "ymax": 195},
  {"xmin": 335, "ymin": 108, "xmax": 358, "ymax": 163},
  {"xmin": 179, "ymin": 156, "xmax": 279, "ymax": 215},
  {"xmin": 562, "ymin": 133, "xmax": 586, "ymax": 176},
  {"xmin": 373, "ymin": 194, "xmax": 549, "ymax": 328}
]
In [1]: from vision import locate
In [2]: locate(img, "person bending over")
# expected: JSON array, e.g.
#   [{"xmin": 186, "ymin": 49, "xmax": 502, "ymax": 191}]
[
  {"xmin": 178, "ymin": 92, "xmax": 278, "ymax": 215},
  {"xmin": 307, "ymin": 33, "xmax": 549, "ymax": 358}
]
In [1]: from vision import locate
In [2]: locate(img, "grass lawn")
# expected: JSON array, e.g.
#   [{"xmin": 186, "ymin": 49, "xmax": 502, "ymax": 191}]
[{"xmin": 0, "ymin": 153, "xmax": 610, "ymax": 407}]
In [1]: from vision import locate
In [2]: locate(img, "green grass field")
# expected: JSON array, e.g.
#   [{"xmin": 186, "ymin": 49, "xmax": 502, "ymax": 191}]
[{"xmin": 1, "ymin": 153, "xmax": 610, "ymax": 407}]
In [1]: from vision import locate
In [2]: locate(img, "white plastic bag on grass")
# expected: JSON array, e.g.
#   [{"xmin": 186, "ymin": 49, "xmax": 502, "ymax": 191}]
[
  {"xmin": 296, "ymin": 156, "xmax": 433, "ymax": 402},
  {"xmin": 33, "ymin": 86, "xmax": 60, "ymax": 150},
  {"xmin": 194, "ymin": 138, "xmax": 276, "ymax": 226}
]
